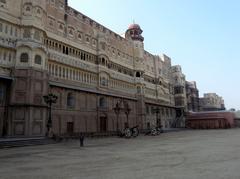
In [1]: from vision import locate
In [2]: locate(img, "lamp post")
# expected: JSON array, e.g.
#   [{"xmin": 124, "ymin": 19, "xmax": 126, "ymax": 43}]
[
  {"xmin": 123, "ymin": 101, "xmax": 131, "ymax": 128},
  {"xmin": 154, "ymin": 107, "xmax": 161, "ymax": 128},
  {"xmin": 113, "ymin": 99, "xmax": 132, "ymax": 134},
  {"xmin": 43, "ymin": 93, "xmax": 58, "ymax": 136},
  {"xmin": 113, "ymin": 101, "xmax": 121, "ymax": 132}
]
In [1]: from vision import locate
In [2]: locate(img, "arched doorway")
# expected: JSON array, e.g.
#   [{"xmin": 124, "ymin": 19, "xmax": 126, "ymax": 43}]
[
  {"xmin": 0, "ymin": 79, "xmax": 11, "ymax": 137},
  {"xmin": 99, "ymin": 115, "xmax": 107, "ymax": 132},
  {"xmin": 67, "ymin": 122, "xmax": 74, "ymax": 135}
]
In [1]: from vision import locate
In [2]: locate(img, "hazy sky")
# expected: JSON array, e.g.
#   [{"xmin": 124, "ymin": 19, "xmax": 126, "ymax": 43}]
[{"xmin": 69, "ymin": 0, "xmax": 240, "ymax": 110}]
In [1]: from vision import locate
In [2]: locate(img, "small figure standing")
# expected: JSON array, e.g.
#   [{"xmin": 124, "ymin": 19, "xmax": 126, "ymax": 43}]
[{"xmin": 79, "ymin": 133, "xmax": 85, "ymax": 147}]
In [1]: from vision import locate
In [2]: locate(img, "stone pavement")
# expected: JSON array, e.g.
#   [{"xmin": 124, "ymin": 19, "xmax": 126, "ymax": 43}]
[{"xmin": 1, "ymin": 129, "xmax": 240, "ymax": 179}]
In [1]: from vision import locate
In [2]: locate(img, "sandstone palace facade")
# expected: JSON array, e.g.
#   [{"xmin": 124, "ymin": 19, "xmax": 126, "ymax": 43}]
[{"xmin": 0, "ymin": 0, "xmax": 189, "ymax": 137}]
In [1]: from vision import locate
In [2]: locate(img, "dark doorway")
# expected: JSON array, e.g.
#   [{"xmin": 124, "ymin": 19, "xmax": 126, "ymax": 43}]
[
  {"xmin": 176, "ymin": 109, "xmax": 183, "ymax": 117},
  {"xmin": 147, "ymin": 122, "xmax": 150, "ymax": 130},
  {"xmin": 157, "ymin": 118, "xmax": 161, "ymax": 127},
  {"xmin": 67, "ymin": 122, "xmax": 74, "ymax": 135},
  {"xmin": 0, "ymin": 80, "xmax": 11, "ymax": 137},
  {"xmin": 100, "ymin": 116, "xmax": 107, "ymax": 132},
  {"xmin": 0, "ymin": 115, "xmax": 3, "ymax": 137}
]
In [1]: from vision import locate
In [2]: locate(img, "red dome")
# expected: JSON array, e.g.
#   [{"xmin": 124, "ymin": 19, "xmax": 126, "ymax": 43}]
[
  {"xmin": 128, "ymin": 23, "xmax": 141, "ymax": 30},
  {"xmin": 126, "ymin": 23, "xmax": 144, "ymax": 42}
]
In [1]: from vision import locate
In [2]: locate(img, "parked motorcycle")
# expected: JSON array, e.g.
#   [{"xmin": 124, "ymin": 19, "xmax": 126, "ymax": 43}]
[
  {"xmin": 122, "ymin": 126, "xmax": 139, "ymax": 138},
  {"xmin": 145, "ymin": 126, "xmax": 163, "ymax": 136}
]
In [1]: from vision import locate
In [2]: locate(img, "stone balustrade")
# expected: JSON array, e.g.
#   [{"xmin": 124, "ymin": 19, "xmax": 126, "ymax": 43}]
[{"xmin": 0, "ymin": 37, "xmax": 16, "ymax": 49}]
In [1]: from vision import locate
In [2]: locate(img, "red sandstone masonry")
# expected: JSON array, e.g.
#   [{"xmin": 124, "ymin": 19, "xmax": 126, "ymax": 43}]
[{"xmin": 186, "ymin": 111, "xmax": 235, "ymax": 129}]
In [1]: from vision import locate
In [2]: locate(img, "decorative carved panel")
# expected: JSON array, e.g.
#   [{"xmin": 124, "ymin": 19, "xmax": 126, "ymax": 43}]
[
  {"xmin": 34, "ymin": 81, "xmax": 42, "ymax": 92},
  {"xmin": 15, "ymin": 92, "xmax": 26, "ymax": 103},
  {"xmin": 35, "ymin": 71, "xmax": 43, "ymax": 78},
  {"xmin": 15, "ymin": 108, "xmax": 25, "ymax": 120},
  {"xmin": 32, "ymin": 122, "xmax": 42, "ymax": 135},
  {"xmin": 14, "ymin": 122, "xmax": 24, "ymax": 135},
  {"xmin": 16, "ymin": 79, "xmax": 27, "ymax": 91},
  {"xmin": 34, "ymin": 95, "xmax": 42, "ymax": 104},
  {"xmin": 34, "ymin": 108, "xmax": 42, "ymax": 120}
]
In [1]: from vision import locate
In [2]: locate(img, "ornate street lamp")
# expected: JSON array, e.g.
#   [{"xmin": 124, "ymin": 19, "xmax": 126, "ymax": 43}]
[
  {"xmin": 43, "ymin": 93, "xmax": 58, "ymax": 136},
  {"xmin": 153, "ymin": 107, "xmax": 161, "ymax": 128},
  {"xmin": 113, "ymin": 101, "xmax": 121, "ymax": 132},
  {"xmin": 123, "ymin": 101, "xmax": 131, "ymax": 127},
  {"xmin": 113, "ymin": 99, "xmax": 132, "ymax": 135}
]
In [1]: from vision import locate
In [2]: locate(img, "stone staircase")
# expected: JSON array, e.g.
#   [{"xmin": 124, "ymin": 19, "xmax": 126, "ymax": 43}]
[
  {"xmin": 0, "ymin": 137, "xmax": 57, "ymax": 149},
  {"xmin": 171, "ymin": 114, "xmax": 185, "ymax": 128}
]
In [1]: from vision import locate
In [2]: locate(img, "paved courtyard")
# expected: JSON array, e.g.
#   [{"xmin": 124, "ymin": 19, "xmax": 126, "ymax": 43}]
[{"xmin": 1, "ymin": 129, "xmax": 240, "ymax": 179}]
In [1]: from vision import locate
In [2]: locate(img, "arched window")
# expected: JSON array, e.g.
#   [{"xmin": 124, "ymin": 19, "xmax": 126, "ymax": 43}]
[
  {"xmin": 99, "ymin": 97, "xmax": 106, "ymax": 108},
  {"xmin": 69, "ymin": 29, "xmax": 73, "ymax": 36},
  {"xmin": 59, "ymin": 24, "xmax": 63, "ymax": 30},
  {"xmin": 26, "ymin": 6, "xmax": 30, "ymax": 11},
  {"xmin": 101, "ymin": 77, "xmax": 108, "ymax": 87},
  {"xmin": 136, "ymin": 71, "xmax": 141, "ymax": 78},
  {"xmin": 67, "ymin": 93, "xmax": 75, "ymax": 108},
  {"xmin": 86, "ymin": 37, "xmax": 90, "ymax": 42},
  {"xmin": 34, "ymin": 55, "xmax": 42, "ymax": 65},
  {"xmin": 23, "ymin": 29, "xmax": 31, "ymax": 38},
  {"xmin": 0, "ymin": 0, "xmax": 6, "ymax": 7},
  {"xmin": 78, "ymin": 33, "xmax": 82, "ymax": 39},
  {"xmin": 66, "ymin": 47, "xmax": 69, "ymax": 55},
  {"xmin": 20, "ymin": 53, "xmax": 29, "ymax": 63},
  {"xmin": 34, "ymin": 31, "xmax": 40, "ymax": 40},
  {"xmin": 37, "ymin": 8, "xmax": 41, "ymax": 14},
  {"xmin": 101, "ymin": 57, "xmax": 105, "ymax": 65}
]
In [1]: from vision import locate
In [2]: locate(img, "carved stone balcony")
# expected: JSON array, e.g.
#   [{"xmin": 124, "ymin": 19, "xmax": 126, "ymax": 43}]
[{"xmin": 0, "ymin": 37, "xmax": 16, "ymax": 49}]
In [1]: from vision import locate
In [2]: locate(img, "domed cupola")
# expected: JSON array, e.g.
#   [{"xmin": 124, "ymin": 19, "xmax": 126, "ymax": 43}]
[
  {"xmin": 22, "ymin": 0, "xmax": 46, "ymax": 10},
  {"xmin": 125, "ymin": 23, "xmax": 144, "ymax": 42}
]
